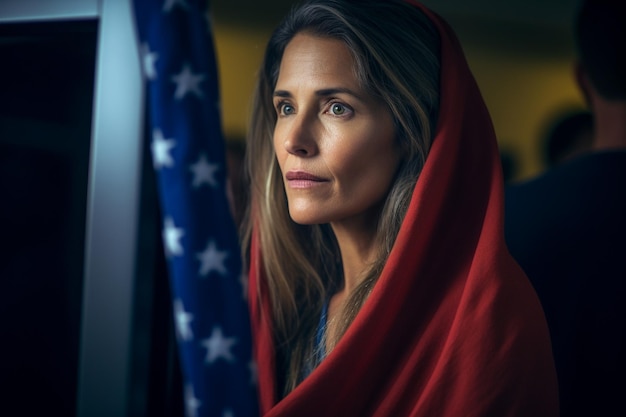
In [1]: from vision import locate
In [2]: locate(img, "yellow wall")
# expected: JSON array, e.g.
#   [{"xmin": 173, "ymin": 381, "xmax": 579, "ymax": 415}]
[
  {"xmin": 214, "ymin": 23, "xmax": 586, "ymax": 182},
  {"xmin": 214, "ymin": 23, "xmax": 270, "ymax": 141},
  {"xmin": 466, "ymin": 48, "xmax": 585, "ymax": 180}
]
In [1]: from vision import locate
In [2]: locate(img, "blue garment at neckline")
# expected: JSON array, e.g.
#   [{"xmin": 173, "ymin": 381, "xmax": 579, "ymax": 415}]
[{"xmin": 315, "ymin": 300, "xmax": 328, "ymax": 362}]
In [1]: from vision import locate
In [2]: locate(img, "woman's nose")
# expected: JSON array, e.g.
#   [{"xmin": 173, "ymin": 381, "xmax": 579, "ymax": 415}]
[{"xmin": 282, "ymin": 114, "xmax": 318, "ymax": 157}]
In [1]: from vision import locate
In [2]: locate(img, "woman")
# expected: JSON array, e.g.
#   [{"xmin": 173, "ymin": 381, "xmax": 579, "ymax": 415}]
[{"xmin": 242, "ymin": 0, "xmax": 559, "ymax": 415}]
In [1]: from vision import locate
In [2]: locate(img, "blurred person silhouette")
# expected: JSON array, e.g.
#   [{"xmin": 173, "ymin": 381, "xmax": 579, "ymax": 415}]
[
  {"xmin": 505, "ymin": 1, "xmax": 626, "ymax": 416},
  {"xmin": 543, "ymin": 109, "xmax": 594, "ymax": 168},
  {"xmin": 500, "ymin": 148, "xmax": 519, "ymax": 183}
]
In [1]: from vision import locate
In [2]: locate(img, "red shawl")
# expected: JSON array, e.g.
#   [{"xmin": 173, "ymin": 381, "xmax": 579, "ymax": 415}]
[{"xmin": 249, "ymin": 2, "xmax": 559, "ymax": 416}]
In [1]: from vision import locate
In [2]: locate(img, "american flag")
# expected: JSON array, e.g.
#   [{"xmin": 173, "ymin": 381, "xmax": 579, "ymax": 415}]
[{"xmin": 131, "ymin": 1, "xmax": 258, "ymax": 416}]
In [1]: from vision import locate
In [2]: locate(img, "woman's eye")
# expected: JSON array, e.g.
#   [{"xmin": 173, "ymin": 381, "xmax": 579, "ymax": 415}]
[
  {"xmin": 330, "ymin": 103, "xmax": 348, "ymax": 116},
  {"xmin": 279, "ymin": 103, "xmax": 295, "ymax": 115}
]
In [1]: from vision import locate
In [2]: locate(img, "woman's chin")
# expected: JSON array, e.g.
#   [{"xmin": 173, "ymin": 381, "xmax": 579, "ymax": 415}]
[{"xmin": 288, "ymin": 209, "xmax": 329, "ymax": 226}]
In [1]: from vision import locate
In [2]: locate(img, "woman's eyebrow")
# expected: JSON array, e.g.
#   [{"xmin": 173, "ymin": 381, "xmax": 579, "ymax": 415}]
[
  {"xmin": 315, "ymin": 87, "xmax": 359, "ymax": 97},
  {"xmin": 273, "ymin": 87, "xmax": 364, "ymax": 101},
  {"xmin": 273, "ymin": 90, "xmax": 291, "ymax": 98}
]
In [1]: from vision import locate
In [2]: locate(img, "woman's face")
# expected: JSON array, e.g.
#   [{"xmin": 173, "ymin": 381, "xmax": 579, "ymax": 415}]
[{"xmin": 272, "ymin": 33, "xmax": 400, "ymax": 229}]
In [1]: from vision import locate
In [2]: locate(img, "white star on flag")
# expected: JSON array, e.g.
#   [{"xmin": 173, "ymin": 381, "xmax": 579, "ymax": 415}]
[
  {"xmin": 189, "ymin": 154, "xmax": 219, "ymax": 188},
  {"xmin": 141, "ymin": 43, "xmax": 159, "ymax": 80},
  {"xmin": 151, "ymin": 129, "xmax": 176, "ymax": 169},
  {"xmin": 184, "ymin": 384, "xmax": 201, "ymax": 417},
  {"xmin": 202, "ymin": 327, "xmax": 237, "ymax": 363},
  {"xmin": 222, "ymin": 409, "xmax": 234, "ymax": 417},
  {"xmin": 173, "ymin": 299, "xmax": 194, "ymax": 342},
  {"xmin": 163, "ymin": 217, "xmax": 185, "ymax": 257},
  {"xmin": 172, "ymin": 63, "xmax": 206, "ymax": 100},
  {"xmin": 196, "ymin": 240, "xmax": 228, "ymax": 276},
  {"xmin": 163, "ymin": 0, "xmax": 189, "ymax": 13}
]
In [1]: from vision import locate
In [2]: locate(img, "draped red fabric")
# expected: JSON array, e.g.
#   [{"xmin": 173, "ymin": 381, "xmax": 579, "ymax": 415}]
[{"xmin": 249, "ymin": 2, "xmax": 560, "ymax": 416}]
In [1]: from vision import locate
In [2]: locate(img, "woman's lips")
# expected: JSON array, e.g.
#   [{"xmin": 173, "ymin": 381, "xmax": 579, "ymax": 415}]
[{"xmin": 285, "ymin": 170, "xmax": 328, "ymax": 189}]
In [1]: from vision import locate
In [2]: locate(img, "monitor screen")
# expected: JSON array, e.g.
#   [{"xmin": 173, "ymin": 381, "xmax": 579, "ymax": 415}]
[{"xmin": 0, "ymin": 19, "xmax": 97, "ymax": 415}]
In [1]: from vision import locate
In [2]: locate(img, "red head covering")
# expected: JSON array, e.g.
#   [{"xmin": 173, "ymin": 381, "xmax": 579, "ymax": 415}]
[{"xmin": 249, "ymin": 1, "xmax": 560, "ymax": 416}]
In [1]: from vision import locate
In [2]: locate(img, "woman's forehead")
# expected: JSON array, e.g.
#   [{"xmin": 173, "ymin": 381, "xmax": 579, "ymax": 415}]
[{"xmin": 275, "ymin": 34, "xmax": 358, "ymax": 91}]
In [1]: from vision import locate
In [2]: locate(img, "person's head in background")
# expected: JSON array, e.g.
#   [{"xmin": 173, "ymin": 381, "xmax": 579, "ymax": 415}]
[
  {"xmin": 500, "ymin": 149, "xmax": 518, "ymax": 183},
  {"xmin": 543, "ymin": 109, "xmax": 594, "ymax": 167},
  {"xmin": 574, "ymin": 0, "xmax": 626, "ymax": 151},
  {"xmin": 243, "ymin": 0, "xmax": 440, "ymax": 393}
]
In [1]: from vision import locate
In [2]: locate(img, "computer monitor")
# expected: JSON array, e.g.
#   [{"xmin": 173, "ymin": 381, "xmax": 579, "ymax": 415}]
[{"xmin": 0, "ymin": 1, "xmax": 171, "ymax": 416}]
